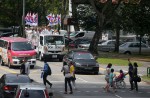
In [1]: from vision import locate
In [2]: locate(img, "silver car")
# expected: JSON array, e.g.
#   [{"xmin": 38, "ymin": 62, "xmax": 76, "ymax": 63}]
[
  {"xmin": 119, "ymin": 42, "xmax": 150, "ymax": 54},
  {"xmin": 14, "ymin": 83, "xmax": 53, "ymax": 98}
]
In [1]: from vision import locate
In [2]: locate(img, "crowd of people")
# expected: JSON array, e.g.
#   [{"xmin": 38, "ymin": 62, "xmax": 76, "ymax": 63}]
[
  {"xmin": 103, "ymin": 59, "xmax": 139, "ymax": 93},
  {"xmin": 25, "ymin": 26, "xmax": 60, "ymax": 47},
  {"xmin": 20, "ymin": 57, "xmax": 139, "ymax": 94}
]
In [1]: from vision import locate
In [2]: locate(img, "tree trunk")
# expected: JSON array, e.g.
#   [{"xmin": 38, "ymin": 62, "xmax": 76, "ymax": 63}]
[
  {"xmin": 139, "ymin": 34, "xmax": 142, "ymax": 55},
  {"xmin": 72, "ymin": 1, "xmax": 80, "ymax": 31}
]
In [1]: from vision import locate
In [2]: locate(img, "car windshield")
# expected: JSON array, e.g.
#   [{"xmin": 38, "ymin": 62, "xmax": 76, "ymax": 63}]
[
  {"xmin": 70, "ymin": 31, "xmax": 76, "ymax": 37},
  {"xmin": 6, "ymin": 75, "xmax": 31, "ymax": 83},
  {"xmin": 74, "ymin": 52, "xmax": 94, "ymax": 59},
  {"xmin": 44, "ymin": 36, "xmax": 64, "ymax": 45},
  {"xmin": 20, "ymin": 90, "xmax": 45, "ymax": 98},
  {"xmin": 119, "ymin": 43, "xmax": 127, "ymax": 47},
  {"xmin": 12, "ymin": 42, "xmax": 34, "ymax": 51}
]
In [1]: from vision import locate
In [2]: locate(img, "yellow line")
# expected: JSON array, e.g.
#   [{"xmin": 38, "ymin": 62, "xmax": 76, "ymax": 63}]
[{"xmin": 0, "ymin": 67, "xmax": 17, "ymax": 73}]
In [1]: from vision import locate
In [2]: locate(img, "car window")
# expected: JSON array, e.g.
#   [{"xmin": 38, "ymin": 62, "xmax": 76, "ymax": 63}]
[
  {"xmin": 141, "ymin": 43, "xmax": 147, "ymax": 48},
  {"xmin": 6, "ymin": 75, "xmax": 31, "ymax": 83},
  {"xmin": 12, "ymin": 42, "xmax": 34, "ymax": 51},
  {"xmin": 74, "ymin": 52, "xmax": 94, "ymax": 59},
  {"xmin": 20, "ymin": 90, "xmax": 45, "ymax": 98}
]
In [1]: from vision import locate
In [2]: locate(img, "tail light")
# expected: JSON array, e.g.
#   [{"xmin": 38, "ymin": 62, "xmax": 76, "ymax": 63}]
[
  {"xmin": 44, "ymin": 89, "xmax": 49, "ymax": 98},
  {"xmin": 16, "ymin": 90, "xmax": 21, "ymax": 98},
  {"xmin": 44, "ymin": 46, "xmax": 48, "ymax": 53},
  {"xmin": 3, "ymin": 85, "xmax": 12, "ymax": 91}
]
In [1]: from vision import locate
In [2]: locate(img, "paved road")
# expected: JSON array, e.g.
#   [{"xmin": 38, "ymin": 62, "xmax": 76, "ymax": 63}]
[{"xmin": 0, "ymin": 60, "xmax": 150, "ymax": 98}]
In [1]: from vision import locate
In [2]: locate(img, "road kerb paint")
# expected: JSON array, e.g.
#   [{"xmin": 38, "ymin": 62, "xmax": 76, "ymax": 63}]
[{"xmin": 0, "ymin": 67, "xmax": 17, "ymax": 73}]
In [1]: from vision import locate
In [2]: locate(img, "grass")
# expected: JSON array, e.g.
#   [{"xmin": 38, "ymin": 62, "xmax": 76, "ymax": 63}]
[
  {"xmin": 97, "ymin": 58, "xmax": 142, "ymax": 66},
  {"xmin": 141, "ymin": 75, "xmax": 150, "ymax": 83}
]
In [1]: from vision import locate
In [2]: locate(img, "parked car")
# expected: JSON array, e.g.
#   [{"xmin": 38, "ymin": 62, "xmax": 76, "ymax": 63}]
[
  {"xmin": 65, "ymin": 31, "xmax": 95, "ymax": 41},
  {"xmin": 78, "ymin": 40, "xmax": 106, "ymax": 50},
  {"xmin": 119, "ymin": 42, "xmax": 150, "ymax": 54},
  {"xmin": 14, "ymin": 83, "xmax": 53, "ymax": 98},
  {"xmin": 63, "ymin": 50, "xmax": 99, "ymax": 74},
  {"xmin": 0, "ymin": 73, "xmax": 33, "ymax": 98},
  {"xmin": 98, "ymin": 40, "xmax": 123, "ymax": 52},
  {"xmin": 70, "ymin": 39, "xmax": 91, "ymax": 48}
]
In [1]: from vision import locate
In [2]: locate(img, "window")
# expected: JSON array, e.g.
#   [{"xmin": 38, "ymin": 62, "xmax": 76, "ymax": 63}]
[
  {"xmin": 6, "ymin": 75, "xmax": 31, "ymax": 83},
  {"xmin": 20, "ymin": 90, "xmax": 45, "ymax": 98},
  {"xmin": 12, "ymin": 42, "xmax": 34, "ymax": 51},
  {"xmin": 76, "ymin": 33, "xmax": 84, "ymax": 37},
  {"xmin": 0, "ymin": 40, "xmax": 4, "ymax": 47},
  {"xmin": 3, "ymin": 41, "xmax": 8, "ymax": 49}
]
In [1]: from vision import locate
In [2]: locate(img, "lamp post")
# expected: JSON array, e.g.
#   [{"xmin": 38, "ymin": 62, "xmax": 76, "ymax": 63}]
[{"xmin": 22, "ymin": 0, "xmax": 25, "ymax": 37}]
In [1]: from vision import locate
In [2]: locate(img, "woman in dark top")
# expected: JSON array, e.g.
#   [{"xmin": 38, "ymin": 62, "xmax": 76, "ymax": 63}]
[
  {"xmin": 133, "ymin": 62, "xmax": 138, "ymax": 91},
  {"xmin": 128, "ymin": 62, "xmax": 134, "ymax": 90}
]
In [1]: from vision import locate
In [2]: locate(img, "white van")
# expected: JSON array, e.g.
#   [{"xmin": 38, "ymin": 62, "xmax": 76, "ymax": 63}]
[{"xmin": 65, "ymin": 31, "xmax": 95, "ymax": 41}]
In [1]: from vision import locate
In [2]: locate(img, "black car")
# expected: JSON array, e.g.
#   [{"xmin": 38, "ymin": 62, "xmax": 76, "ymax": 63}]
[
  {"xmin": 63, "ymin": 50, "xmax": 99, "ymax": 74},
  {"xmin": 0, "ymin": 73, "xmax": 33, "ymax": 98}
]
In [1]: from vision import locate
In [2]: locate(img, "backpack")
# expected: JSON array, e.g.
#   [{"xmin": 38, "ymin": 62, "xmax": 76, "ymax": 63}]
[{"xmin": 47, "ymin": 64, "xmax": 52, "ymax": 75}]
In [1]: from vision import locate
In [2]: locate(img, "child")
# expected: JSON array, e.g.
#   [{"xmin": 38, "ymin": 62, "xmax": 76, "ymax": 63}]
[{"xmin": 109, "ymin": 68, "xmax": 116, "ymax": 93}]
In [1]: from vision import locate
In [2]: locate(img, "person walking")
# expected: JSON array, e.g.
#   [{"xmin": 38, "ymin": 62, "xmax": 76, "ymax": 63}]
[
  {"xmin": 103, "ymin": 63, "xmax": 112, "ymax": 92},
  {"xmin": 42, "ymin": 60, "xmax": 52, "ymax": 88},
  {"xmin": 70, "ymin": 62, "xmax": 76, "ymax": 89},
  {"xmin": 20, "ymin": 58, "xmax": 30, "ymax": 75},
  {"xmin": 108, "ymin": 68, "xmax": 116, "ymax": 93},
  {"xmin": 20, "ymin": 60, "xmax": 26, "ymax": 75},
  {"xmin": 133, "ymin": 62, "xmax": 139, "ymax": 91},
  {"xmin": 61, "ymin": 62, "xmax": 73, "ymax": 94},
  {"xmin": 127, "ymin": 59, "xmax": 134, "ymax": 91}
]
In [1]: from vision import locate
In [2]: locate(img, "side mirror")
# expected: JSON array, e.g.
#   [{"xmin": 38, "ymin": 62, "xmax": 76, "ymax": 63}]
[{"xmin": 40, "ymin": 41, "xmax": 43, "ymax": 45}]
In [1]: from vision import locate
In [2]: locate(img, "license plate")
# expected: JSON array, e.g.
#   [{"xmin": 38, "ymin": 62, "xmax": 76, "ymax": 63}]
[{"xmin": 52, "ymin": 55, "xmax": 57, "ymax": 58}]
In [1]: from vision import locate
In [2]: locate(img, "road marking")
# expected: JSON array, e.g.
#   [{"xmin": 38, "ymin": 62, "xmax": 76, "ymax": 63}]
[
  {"xmin": 115, "ymin": 94, "xmax": 122, "ymax": 98},
  {"xmin": 76, "ymin": 77, "xmax": 88, "ymax": 83},
  {"xmin": 0, "ymin": 67, "xmax": 17, "ymax": 73}
]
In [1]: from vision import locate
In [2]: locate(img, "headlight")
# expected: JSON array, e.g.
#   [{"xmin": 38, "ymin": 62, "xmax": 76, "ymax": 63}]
[
  {"xmin": 96, "ymin": 63, "xmax": 99, "ymax": 67},
  {"xmin": 75, "ymin": 62, "xmax": 81, "ymax": 67}
]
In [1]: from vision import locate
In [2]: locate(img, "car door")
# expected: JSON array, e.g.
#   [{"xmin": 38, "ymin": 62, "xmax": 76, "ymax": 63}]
[
  {"xmin": 128, "ymin": 43, "xmax": 139, "ymax": 53},
  {"xmin": 141, "ymin": 43, "xmax": 150, "ymax": 54}
]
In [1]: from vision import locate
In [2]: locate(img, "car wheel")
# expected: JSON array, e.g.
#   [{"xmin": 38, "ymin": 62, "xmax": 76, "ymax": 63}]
[
  {"xmin": 124, "ymin": 51, "xmax": 131, "ymax": 55},
  {"xmin": 0, "ymin": 57, "xmax": 4, "ymax": 66},
  {"xmin": 30, "ymin": 65, "xmax": 34, "ymax": 69}
]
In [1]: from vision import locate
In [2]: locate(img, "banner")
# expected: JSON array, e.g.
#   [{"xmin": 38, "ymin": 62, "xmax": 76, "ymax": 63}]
[
  {"xmin": 46, "ymin": 13, "xmax": 61, "ymax": 26},
  {"xmin": 25, "ymin": 12, "xmax": 38, "ymax": 26}
]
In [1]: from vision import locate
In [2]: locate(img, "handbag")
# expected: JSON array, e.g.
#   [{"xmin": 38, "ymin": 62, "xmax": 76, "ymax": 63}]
[{"xmin": 137, "ymin": 75, "xmax": 141, "ymax": 82}]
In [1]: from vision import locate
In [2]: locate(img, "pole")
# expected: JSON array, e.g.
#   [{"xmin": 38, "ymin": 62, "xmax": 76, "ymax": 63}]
[
  {"xmin": 68, "ymin": 25, "xmax": 70, "ymax": 52},
  {"xmin": 22, "ymin": 0, "xmax": 25, "ymax": 37}
]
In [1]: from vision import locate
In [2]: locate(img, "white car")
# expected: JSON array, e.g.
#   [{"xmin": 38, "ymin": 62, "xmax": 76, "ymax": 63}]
[{"xmin": 119, "ymin": 42, "xmax": 150, "ymax": 54}]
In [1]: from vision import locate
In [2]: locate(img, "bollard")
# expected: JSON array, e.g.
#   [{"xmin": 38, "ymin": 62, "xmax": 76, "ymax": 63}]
[{"xmin": 147, "ymin": 67, "xmax": 150, "ymax": 77}]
